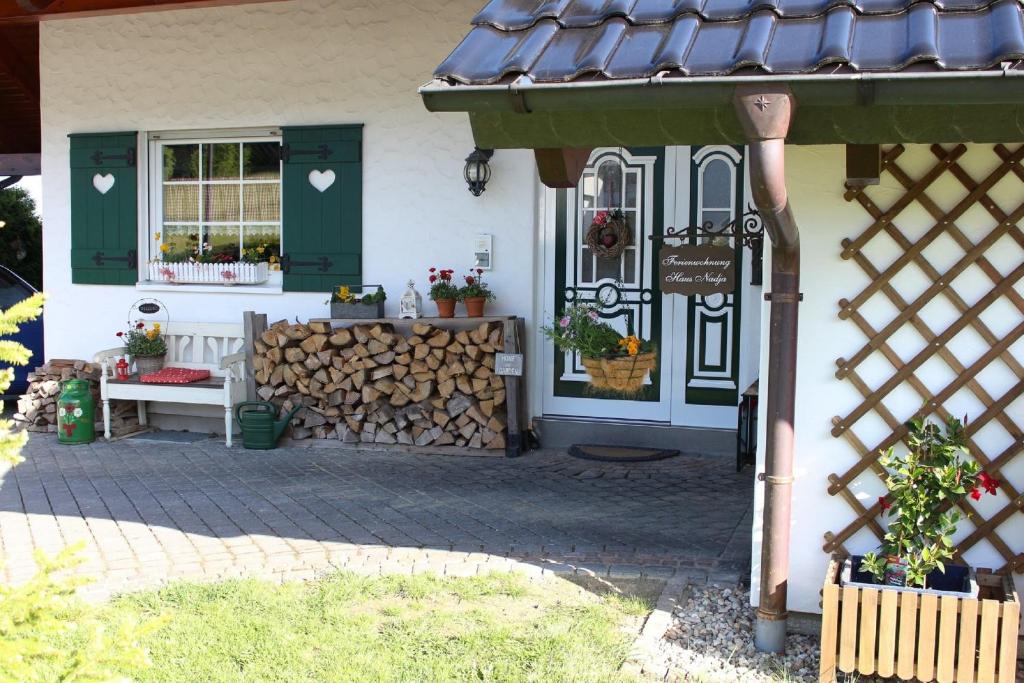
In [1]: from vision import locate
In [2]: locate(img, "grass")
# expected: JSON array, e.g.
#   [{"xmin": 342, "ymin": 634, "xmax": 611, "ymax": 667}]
[{"xmin": 60, "ymin": 572, "xmax": 656, "ymax": 682}]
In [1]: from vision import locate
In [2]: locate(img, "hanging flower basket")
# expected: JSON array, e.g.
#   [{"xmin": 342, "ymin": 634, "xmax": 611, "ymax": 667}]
[
  {"xmin": 585, "ymin": 210, "xmax": 633, "ymax": 260},
  {"xmin": 581, "ymin": 352, "xmax": 657, "ymax": 393}
]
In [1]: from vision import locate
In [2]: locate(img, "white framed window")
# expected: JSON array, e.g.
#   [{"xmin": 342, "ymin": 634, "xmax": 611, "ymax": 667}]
[{"xmin": 147, "ymin": 131, "xmax": 283, "ymax": 266}]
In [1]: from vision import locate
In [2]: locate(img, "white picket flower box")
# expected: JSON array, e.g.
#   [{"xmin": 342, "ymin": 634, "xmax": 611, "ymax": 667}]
[{"xmin": 148, "ymin": 261, "xmax": 270, "ymax": 286}]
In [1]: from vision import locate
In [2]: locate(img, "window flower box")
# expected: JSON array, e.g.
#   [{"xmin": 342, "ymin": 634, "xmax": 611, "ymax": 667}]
[
  {"xmin": 819, "ymin": 554, "xmax": 1019, "ymax": 683},
  {"xmin": 148, "ymin": 262, "xmax": 270, "ymax": 286}
]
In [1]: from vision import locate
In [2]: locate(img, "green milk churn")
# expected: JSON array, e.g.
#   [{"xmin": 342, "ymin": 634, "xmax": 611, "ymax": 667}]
[{"xmin": 57, "ymin": 379, "xmax": 95, "ymax": 445}]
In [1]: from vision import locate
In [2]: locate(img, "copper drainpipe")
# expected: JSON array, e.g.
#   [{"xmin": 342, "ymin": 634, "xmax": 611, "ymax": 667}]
[{"xmin": 733, "ymin": 85, "xmax": 800, "ymax": 654}]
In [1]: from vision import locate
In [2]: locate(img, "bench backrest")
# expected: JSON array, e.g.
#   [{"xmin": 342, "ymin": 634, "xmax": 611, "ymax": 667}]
[{"xmin": 162, "ymin": 322, "xmax": 245, "ymax": 376}]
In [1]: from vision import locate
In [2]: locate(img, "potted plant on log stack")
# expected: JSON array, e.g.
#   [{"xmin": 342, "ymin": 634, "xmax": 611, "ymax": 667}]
[
  {"xmin": 459, "ymin": 268, "xmax": 494, "ymax": 318},
  {"xmin": 328, "ymin": 285, "xmax": 386, "ymax": 319},
  {"xmin": 542, "ymin": 304, "xmax": 655, "ymax": 393},
  {"xmin": 819, "ymin": 415, "xmax": 1019, "ymax": 683},
  {"xmin": 116, "ymin": 321, "xmax": 167, "ymax": 376},
  {"xmin": 427, "ymin": 268, "xmax": 458, "ymax": 318}
]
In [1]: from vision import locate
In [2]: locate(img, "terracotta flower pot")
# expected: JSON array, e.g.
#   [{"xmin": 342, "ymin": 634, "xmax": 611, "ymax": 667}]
[
  {"xmin": 434, "ymin": 298, "xmax": 456, "ymax": 318},
  {"xmin": 464, "ymin": 297, "xmax": 486, "ymax": 318}
]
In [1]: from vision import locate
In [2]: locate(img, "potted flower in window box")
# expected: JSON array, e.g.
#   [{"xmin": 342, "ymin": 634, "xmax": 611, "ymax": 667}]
[
  {"xmin": 427, "ymin": 268, "xmax": 458, "ymax": 318},
  {"xmin": 458, "ymin": 269, "xmax": 494, "ymax": 318},
  {"xmin": 819, "ymin": 416, "xmax": 1019, "ymax": 683},
  {"xmin": 328, "ymin": 285, "xmax": 386, "ymax": 319},
  {"xmin": 148, "ymin": 235, "xmax": 274, "ymax": 285},
  {"xmin": 542, "ymin": 304, "xmax": 656, "ymax": 393},
  {"xmin": 116, "ymin": 321, "xmax": 167, "ymax": 376}
]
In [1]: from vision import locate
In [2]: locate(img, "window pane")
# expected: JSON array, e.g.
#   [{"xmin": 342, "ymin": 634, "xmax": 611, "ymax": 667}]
[
  {"xmin": 163, "ymin": 145, "xmax": 199, "ymax": 181},
  {"xmin": 201, "ymin": 143, "xmax": 240, "ymax": 181},
  {"xmin": 242, "ymin": 184, "xmax": 280, "ymax": 222},
  {"xmin": 243, "ymin": 225, "xmax": 281, "ymax": 259},
  {"xmin": 163, "ymin": 225, "xmax": 200, "ymax": 256},
  {"xmin": 243, "ymin": 142, "xmax": 280, "ymax": 180},
  {"xmin": 203, "ymin": 185, "xmax": 240, "ymax": 222},
  {"xmin": 580, "ymin": 174, "xmax": 596, "ymax": 209},
  {"xmin": 581, "ymin": 248, "xmax": 593, "ymax": 282},
  {"xmin": 624, "ymin": 170, "xmax": 638, "ymax": 208},
  {"xmin": 702, "ymin": 158, "xmax": 733, "ymax": 209},
  {"xmin": 163, "ymin": 184, "xmax": 199, "ymax": 222},
  {"xmin": 203, "ymin": 225, "xmax": 240, "ymax": 260}
]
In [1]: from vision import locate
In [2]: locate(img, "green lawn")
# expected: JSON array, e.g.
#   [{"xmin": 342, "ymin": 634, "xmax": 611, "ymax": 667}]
[{"xmin": 79, "ymin": 572, "xmax": 655, "ymax": 682}]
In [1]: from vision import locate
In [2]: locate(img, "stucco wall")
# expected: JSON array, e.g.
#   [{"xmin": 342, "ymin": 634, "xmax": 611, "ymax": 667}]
[
  {"xmin": 750, "ymin": 144, "xmax": 1024, "ymax": 615},
  {"xmin": 39, "ymin": 0, "xmax": 536, "ymax": 372}
]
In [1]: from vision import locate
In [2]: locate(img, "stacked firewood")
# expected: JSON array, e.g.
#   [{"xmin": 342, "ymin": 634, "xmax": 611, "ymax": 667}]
[
  {"xmin": 13, "ymin": 359, "xmax": 138, "ymax": 433},
  {"xmin": 253, "ymin": 320, "xmax": 508, "ymax": 450}
]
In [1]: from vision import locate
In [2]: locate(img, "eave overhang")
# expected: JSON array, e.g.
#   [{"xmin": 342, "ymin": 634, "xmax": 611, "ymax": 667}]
[{"xmin": 420, "ymin": 68, "xmax": 1024, "ymax": 148}]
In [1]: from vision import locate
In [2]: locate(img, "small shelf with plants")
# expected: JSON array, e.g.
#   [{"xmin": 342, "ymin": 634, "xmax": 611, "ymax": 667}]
[
  {"xmin": 148, "ymin": 239, "xmax": 277, "ymax": 286},
  {"xmin": 328, "ymin": 285, "xmax": 387, "ymax": 319}
]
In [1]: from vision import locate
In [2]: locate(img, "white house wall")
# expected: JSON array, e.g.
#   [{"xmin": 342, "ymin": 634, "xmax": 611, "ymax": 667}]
[
  {"xmin": 39, "ymin": 0, "xmax": 537, "ymax": 404},
  {"xmin": 750, "ymin": 144, "xmax": 1024, "ymax": 615}
]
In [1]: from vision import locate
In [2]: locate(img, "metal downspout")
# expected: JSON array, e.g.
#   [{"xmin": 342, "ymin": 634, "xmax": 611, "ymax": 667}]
[{"xmin": 733, "ymin": 86, "xmax": 801, "ymax": 654}]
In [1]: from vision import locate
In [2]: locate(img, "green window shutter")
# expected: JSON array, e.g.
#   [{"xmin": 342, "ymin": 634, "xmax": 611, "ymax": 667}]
[
  {"xmin": 69, "ymin": 132, "xmax": 139, "ymax": 285},
  {"xmin": 281, "ymin": 124, "xmax": 363, "ymax": 292}
]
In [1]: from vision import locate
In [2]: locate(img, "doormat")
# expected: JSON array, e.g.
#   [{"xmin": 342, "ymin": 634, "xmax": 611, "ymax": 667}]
[{"xmin": 568, "ymin": 444, "xmax": 680, "ymax": 463}]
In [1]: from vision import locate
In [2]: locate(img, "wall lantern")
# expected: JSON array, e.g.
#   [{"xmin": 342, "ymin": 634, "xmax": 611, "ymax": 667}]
[{"xmin": 464, "ymin": 148, "xmax": 494, "ymax": 196}]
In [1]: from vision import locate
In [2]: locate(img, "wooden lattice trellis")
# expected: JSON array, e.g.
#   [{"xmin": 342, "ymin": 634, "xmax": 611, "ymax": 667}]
[{"xmin": 824, "ymin": 143, "xmax": 1024, "ymax": 574}]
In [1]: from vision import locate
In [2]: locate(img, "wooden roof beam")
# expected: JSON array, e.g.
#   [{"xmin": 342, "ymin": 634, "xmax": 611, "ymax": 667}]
[
  {"xmin": 0, "ymin": 28, "xmax": 38, "ymax": 100},
  {"xmin": 0, "ymin": 0, "xmax": 287, "ymax": 23}
]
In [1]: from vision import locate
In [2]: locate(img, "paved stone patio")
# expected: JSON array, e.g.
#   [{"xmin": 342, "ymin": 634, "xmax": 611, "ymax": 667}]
[{"xmin": 1, "ymin": 434, "xmax": 752, "ymax": 599}]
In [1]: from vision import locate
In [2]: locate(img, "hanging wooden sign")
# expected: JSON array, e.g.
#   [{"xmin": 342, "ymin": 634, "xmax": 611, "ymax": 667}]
[{"xmin": 659, "ymin": 244, "xmax": 735, "ymax": 296}]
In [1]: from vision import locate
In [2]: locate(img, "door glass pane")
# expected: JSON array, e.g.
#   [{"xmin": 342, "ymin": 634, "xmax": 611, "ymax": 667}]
[
  {"xmin": 203, "ymin": 225, "xmax": 240, "ymax": 260},
  {"xmin": 580, "ymin": 174, "xmax": 596, "ymax": 209},
  {"xmin": 595, "ymin": 255, "xmax": 620, "ymax": 281},
  {"xmin": 624, "ymin": 170, "xmax": 638, "ymax": 207},
  {"xmin": 243, "ymin": 142, "xmax": 281, "ymax": 180},
  {"xmin": 596, "ymin": 160, "xmax": 622, "ymax": 208},
  {"xmin": 702, "ymin": 158, "xmax": 732, "ymax": 208},
  {"xmin": 201, "ymin": 143, "xmax": 241, "ymax": 180},
  {"xmin": 701, "ymin": 209, "xmax": 732, "ymax": 233},
  {"xmin": 162, "ymin": 144, "xmax": 199, "ymax": 181},
  {"xmin": 623, "ymin": 247, "xmax": 637, "ymax": 283},
  {"xmin": 581, "ymin": 247, "xmax": 594, "ymax": 282}
]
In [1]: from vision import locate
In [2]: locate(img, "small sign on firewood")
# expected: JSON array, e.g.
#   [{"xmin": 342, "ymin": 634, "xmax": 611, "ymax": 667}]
[
  {"xmin": 495, "ymin": 353, "xmax": 523, "ymax": 377},
  {"xmin": 659, "ymin": 244, "xmax": 735, "ymax": 296}
]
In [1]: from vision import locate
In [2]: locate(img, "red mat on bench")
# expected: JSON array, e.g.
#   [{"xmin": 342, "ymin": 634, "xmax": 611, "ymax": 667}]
[{"xmin": 139, "ymin": 367, "xmax": 212, "ymax": 384}]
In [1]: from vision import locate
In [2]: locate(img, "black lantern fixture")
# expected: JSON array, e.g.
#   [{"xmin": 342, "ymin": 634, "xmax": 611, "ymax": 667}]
[{"xmin": 463, "ymin": 147, "xmax": 494, "ymax": 196}]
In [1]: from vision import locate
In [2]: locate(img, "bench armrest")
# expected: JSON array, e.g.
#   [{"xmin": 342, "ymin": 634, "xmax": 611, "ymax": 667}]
[
  {"xmin": 94, "ymin": 347, "xmax": 124, "ymax": 363},
  {"xmin": 220, "ymin": 351, "xmax": 247, "ymax": 380}
]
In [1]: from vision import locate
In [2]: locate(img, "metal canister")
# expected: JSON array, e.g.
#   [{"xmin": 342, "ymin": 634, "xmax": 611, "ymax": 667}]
[{"xmin": 56, "ymin": 379, "xmax": 95, "ymax": 445}]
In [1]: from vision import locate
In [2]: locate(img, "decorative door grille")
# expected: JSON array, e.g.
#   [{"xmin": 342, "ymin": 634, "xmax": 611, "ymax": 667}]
[{"xmin": 825, "ymin": 144, "xmax": 1024, "ymax": 574}]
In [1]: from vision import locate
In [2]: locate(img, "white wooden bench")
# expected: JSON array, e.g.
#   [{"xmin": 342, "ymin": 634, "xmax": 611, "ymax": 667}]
[{"xmin": 94, "ymin": 322, "xmax": 247, "ymax": 446}]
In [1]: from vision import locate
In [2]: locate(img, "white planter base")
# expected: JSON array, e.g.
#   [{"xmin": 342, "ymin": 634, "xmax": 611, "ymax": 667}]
[{"xmin": 148, "ymin": 262, "xmax": 270, "ymax": 286}]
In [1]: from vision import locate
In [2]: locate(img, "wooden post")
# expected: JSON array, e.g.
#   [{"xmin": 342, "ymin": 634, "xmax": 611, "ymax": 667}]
[{"xmin": 242, "ymin": 310, "xmax": 267, "ymax": 402}]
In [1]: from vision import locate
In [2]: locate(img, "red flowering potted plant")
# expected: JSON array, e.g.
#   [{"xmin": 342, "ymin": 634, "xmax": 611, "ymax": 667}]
[
  {"xmin": 458, "ymin": 269, "xmax": 494, "ymax": 318},
  {"xmin": 116, "ymin": 321, "xmax": 167, "ymax": 376},
  {"xmin": 852, "ymin": 415, "xmax": 998, "ymax": 592},
  {"xmin": 427, "ymin": 268, "xmax": 458, "ymax": 318}
]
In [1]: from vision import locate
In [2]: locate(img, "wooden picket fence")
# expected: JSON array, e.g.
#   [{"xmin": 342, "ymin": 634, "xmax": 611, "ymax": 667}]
[
  {"xmin": 826, "ymin": 144, "xmax": 1024, "ymax": 573},
  {"xmin": 820, "ymin": 556, "xmax": 1020, "ymax": 683}
]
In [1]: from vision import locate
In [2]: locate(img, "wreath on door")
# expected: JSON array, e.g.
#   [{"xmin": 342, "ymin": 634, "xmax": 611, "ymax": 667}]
[{"xmin": 585, "ymin": 210, "xmax": 633, "ymax": 260}]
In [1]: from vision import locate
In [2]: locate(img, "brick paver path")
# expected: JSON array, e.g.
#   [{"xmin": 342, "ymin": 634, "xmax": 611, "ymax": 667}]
[{"xmin": 1, "ymin": 435, "xmax": 752, "ymax": 599}]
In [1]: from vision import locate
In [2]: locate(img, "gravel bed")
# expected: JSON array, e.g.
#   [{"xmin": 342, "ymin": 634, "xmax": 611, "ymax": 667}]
[{"xmin": 654, "ymin": 584, "xmax": 820, "ymax": 682}]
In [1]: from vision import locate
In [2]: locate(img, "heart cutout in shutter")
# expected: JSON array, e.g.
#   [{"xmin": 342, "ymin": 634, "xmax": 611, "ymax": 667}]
[
  {"xmin": 93, "ymin": 173, "xmax": 115, "ymax": 195},
  {"xmin": 308, "ymin": 169, "xmax": 336, "ymax": 193}
]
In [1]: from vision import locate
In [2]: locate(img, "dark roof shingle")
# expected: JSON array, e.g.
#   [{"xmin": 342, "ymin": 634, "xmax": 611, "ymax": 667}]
[{"xmin": 433, "ymin": 0, "xmax": 1024, "ymax": 84}]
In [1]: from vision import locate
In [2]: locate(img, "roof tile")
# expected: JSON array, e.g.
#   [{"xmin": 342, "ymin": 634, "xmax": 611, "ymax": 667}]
[{"xmin": 437, "ymin": 0, "xmax": 1024, "ymax": 84}]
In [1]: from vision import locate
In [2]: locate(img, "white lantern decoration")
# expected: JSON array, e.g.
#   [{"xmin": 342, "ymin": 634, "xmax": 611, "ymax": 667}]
[{"xmin": 399, "ymin": 279, "xmax": 423, "ymax": 319}]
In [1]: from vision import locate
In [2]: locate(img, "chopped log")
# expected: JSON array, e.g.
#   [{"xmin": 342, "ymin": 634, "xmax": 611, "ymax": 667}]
[
  {"xmin": 267, "ymin": 347, "xmax": 283, "ymax": 364},
  {"xmin": 434, "ymin": 431, "xmax": 456, "ymax": 446},
  {"xmin": 466, "ymin": 403, "xmax": 488, "ymax": 426},
  {"xmin": 362, "ymin": 385, "xmax": 382, "ymax": 404},
  {"xmin": 393, "ymin": 365, "xmax": 409, "ymax": 380},
  {"xmin": 479, "ymin": 399, "xmax": 495, "ymax": 417},
  {"xmin": 455, "ymin": 330, "xmax": 471, "ymax": 345},
  {"xmin": 433, "ymin": 411, "xmax": 451, "ymax": 429},
  {"xmin": 330, "ymin": 329, "xmax": 353, "ymax": 347},
  {"xmin": 299, "ymin": 333, "xmax": 328, "ymax": 354},
  {"xmin": 410, "ymin": 381, "xmax": 434, "ymax": 402},
  {"xmin": 427, "ymin": 330, "xmax": 452, "ymax": 348},
  {"xmin": 394, "ymin": 352, "xmax": 412, "ymax": 365},
  {"xmin": 373, "ymin": 351, "xmax": 395, "ymax": 365},
  {"xmin": 447, "ymin": 392, "xmax": 473, "ymax": 417},
  {"xmin": 465, "ymin": 345, "xmax": 481, "ymax": 360},
  {"xmin": 284, "ymin": 347, "xmax": 306, "ymax": 363},
  {"xmin": 367, "ymin": 339, "xmax": 389, "ymax": 355},
  {"xmin": 303, "ymin": 354, "xmax": 322, "ymax": 372},
  {"xmin": 308, "ymin": 320, "xmax": 332, "ymax": 334},
  {"xmin": 283, "ymin": 324, "xmax": 312, "ymax": 341},
  {"xmin": 456, "ymin": 376, "xmax": 473, "ymax": 395},
  {"xmin": 352, "ymin": 325, "xmax": 371, "ymax": 344},
  {"xmin": 261, "ymin": 329, "xmax": 279, "ymax": 346},
  {"xmin": 413, "ymin": 344, "xmax": 430, "ymax": 360},
  {"xmin": 412, "ymin": 322, "xmax": 434, "ymax": 336}
]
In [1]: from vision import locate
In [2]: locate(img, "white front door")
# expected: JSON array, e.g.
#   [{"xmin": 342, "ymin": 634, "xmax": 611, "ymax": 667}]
[{"xmin": 540, "ymin": 146, "xmax": 759, "ymax": 429}]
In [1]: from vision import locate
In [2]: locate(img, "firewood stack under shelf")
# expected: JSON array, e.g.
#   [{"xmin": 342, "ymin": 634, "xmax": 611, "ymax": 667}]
[
  {"xmin": 251, "ymin": 318, "xmax": 517, "ymax": 452},
  {"xmin": 13, "ymin": 359, "xmax": 139, "ymax": 434}
]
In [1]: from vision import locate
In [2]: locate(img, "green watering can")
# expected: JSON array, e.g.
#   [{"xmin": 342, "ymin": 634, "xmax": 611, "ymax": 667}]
[{"xmin": 234, "ymin": 401, "xmax": 300, "ymax": 450}]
